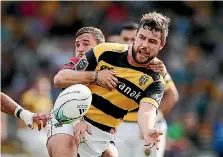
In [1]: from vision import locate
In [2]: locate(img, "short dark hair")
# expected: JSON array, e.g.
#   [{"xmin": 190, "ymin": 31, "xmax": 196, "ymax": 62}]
[
  {"xmin": 75, "ymin": 27, "xmax": 105, "ymax": 44},
  {"xmin": 121, "ymin": 22, "xmax": 138, "ymax": 31},
  {"xmin": 137, "ymin": 11, "xmax": 170, "ymax": 43}
]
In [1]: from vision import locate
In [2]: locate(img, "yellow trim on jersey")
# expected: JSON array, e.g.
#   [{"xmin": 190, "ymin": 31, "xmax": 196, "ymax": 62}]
[
  {"xmin": 140, "ymin": 98, "xmax": 158, "ymax": 109},
  {"xmin": 165, "ymin": 80, "xmax": 174, "ymax": 91},
  {"xmin": 93, "ymin": 43, "xmax": 127, "ymax": 61},
  {"xmin": 154, "ymin": 75, "xmax": 166, "ymax": 86},
  {"xmin": 123, "ymin": 112, "xmax": 137, "ymax": 122},
  {"xmin": 85, "ymin": 105, "xmax": 121, "ymax": 128},
  {"xmin": 96, "ymin": 61, "xmax": 154, "ymax": 90},
  {"xmin": 89, "ymin": 84, "xmax": 138, "ymax": 111}
]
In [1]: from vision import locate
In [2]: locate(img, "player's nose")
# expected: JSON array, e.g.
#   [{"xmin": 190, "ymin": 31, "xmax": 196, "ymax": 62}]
[
  {"xmin": 141, "ymin": 40, "xmax": 148, "ymax": 48},
  {"xmin": 76, "ymin": 45, "xmax": 85, "ymax": 54},
  {"xmin": 76, "ymin": 49, "xmax": 84, "ymax": 54}
]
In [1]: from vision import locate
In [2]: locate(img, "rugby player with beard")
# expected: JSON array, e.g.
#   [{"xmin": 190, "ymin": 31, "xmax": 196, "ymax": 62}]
[{"xmin": 48, "ymin": 12, "xmax": 170, "ymax": 157}]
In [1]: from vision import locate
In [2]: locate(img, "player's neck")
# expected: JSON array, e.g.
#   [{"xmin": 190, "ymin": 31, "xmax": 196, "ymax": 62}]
[{"xmin": 127, "ymin": 45, "xmax": 150, "ymax": 68}]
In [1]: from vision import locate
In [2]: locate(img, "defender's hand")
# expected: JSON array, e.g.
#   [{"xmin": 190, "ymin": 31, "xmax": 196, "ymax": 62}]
[
  {"xmin": 148, "ymin": 59, "xmax": 167, "ymax": 76},
  {"xmin": 96, "ymin": 69, "xmax": 118, "ymax": 90},
  {"xmin": 32, "ymin": 113, "xmax": 50, "ymax": 131},
  {"xmin": 22, "ymin": 111, "xmax": 50, "ymax": 131},
  {"xmin": 73, "ymin": 120, "xmax": 92, "ymax": 147},
  {"xmin": 143, "ymin": 129, "xmax": 163, "ymax": 150}
]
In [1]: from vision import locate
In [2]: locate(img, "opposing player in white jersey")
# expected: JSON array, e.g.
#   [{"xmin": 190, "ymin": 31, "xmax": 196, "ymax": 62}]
[{"xmin": 104, "ymin": 22, "xmax": 179, "ymax": 157}]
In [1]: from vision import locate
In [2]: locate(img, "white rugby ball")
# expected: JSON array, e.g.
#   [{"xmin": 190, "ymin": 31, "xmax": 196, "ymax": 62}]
[{"xmin": 52, "ymin": 84, "xmax": 92, "ymax": 124}]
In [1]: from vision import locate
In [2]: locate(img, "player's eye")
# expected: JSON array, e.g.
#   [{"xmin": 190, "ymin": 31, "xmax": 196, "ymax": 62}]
[
  {"xmin": 123, "ymin": 37, "xmax": 128, "ymax": 42},
  {"xmin": 76, "ymin": 43, "xmax": 80, "ymax": 47},
  {"xmin": 149, "ymin": 40, "xmax": 157, "ymax": 44},
  {"xmin": 83, "ymin": 43, "xmax": 89, "ymax": 46},
  {"xmin": 140, "ymin": 36, "xmax": 146, "ymax": 40}
]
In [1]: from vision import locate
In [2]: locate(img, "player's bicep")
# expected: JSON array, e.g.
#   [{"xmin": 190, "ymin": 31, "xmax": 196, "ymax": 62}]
[{"xmin": 140, "ymin": 81, "xmax": 165, "ymax": 109}]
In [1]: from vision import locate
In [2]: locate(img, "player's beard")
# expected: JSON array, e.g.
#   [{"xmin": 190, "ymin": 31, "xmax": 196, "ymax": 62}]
[{"xmin": 132, "ymin": 44, "xmax": 155, "ymax": 64}]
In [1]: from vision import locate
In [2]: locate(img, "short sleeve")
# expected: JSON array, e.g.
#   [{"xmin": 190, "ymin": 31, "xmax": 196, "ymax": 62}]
[
  {"xmin": 140, "ymin": 75, "xmax": 165, "ymax": 109},
  {"xmin": 164, "ymin": 72, "xmax": 175, "ymax": 91}
]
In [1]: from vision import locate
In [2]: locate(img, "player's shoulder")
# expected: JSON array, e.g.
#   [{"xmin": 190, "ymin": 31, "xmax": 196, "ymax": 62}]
[
  {"xmin": 150, "ymin": 72, "xmax": 165, "ymax": 85},
  {"xmin": 149, "ymin": 58, "xmax": 167, "ymax": 84},
  {"xmin": 164, "ymin": 71, "xmax": 172, "ymax": 83},
  {"xmin": 94, "ymin": 43, "xmax": 129, "ymax": 54}
]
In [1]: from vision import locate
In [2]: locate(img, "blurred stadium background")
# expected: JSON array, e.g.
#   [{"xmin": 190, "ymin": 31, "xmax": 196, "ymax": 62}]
[{"xmin": 1, "ymin": 1, "xmax": 223, "ymax": 157}]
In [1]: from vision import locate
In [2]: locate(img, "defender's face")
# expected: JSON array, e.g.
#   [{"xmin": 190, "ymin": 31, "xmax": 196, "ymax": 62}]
[
  {"xmin": 75, "ymin": 33, "xmax": 97, "ymax": 59},
  {"xmin": 120, "ymin": 29, "xmax": 137, "ymax": 45},
  {"xmin": 133, "ymin": 28, "xmax": 164, "ymax": 64}
]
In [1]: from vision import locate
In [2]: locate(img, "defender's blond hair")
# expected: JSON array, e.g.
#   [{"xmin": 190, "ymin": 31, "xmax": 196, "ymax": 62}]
[{"xmin": 76, "ymin": 27, "xmax": 105, "ymax": 44}]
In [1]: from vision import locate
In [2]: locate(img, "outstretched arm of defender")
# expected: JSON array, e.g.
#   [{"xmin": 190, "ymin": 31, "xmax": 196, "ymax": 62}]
[
  {"xmin": 54, "ymin": 45, "xmax": 118, "ymax": 89},
  {"xmin": 1, "ymin": 92, "xmax": 49, "ymax": 130},
  {"xmin": 54, "ymin": 65, "xmax": 118, "ymax": 90},
  {"xmin": 1, "ymin": 92, "xmax": 18, "ymax": 115},
  {"xmin": 54, "ymin": 67, "xmax": 96, "ymax": 88}
]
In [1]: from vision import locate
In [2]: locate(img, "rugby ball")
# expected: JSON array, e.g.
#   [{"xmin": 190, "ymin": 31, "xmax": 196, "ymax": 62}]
[{"xmin": 52, "ymin": 84, "xmax": 92, "ymax": 124}]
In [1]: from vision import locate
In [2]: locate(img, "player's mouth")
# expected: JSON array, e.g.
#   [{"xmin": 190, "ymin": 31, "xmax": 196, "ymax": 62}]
[
  {"xmin": 138, "ymin": 49, "xmax": 149, "ymax": 57},
  {"xmin": 78, "ymin": 55, "xmax": 83, "ymax": 59}
]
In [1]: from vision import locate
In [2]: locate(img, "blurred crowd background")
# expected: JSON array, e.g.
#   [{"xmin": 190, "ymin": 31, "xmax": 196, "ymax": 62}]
[{"xmin": 1, "ymin": 1, "xmax": 223, "ymax": 157}]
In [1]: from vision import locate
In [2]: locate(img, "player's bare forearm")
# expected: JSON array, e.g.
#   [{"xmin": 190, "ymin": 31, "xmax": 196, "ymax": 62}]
[
  {"xmin": 54, "ymin": 69, "xmax": 95, "ymax": 88},
  {"xmin": 159, "ymin": 86, "xmax": 179, "ymax": 118},
  {"xmin": 1, "ymin": 92, "xmax": 49, "ymax": 130},
  {"xmin": 138, "ymin": 102, "xmax": 157, "ymax": 138},
  {"xmin": 1, "ymin": 92, "xmax": 18, "ymax": 115}
]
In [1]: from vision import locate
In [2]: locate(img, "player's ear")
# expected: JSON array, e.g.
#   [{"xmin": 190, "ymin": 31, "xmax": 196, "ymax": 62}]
[{"xmin": 159, "ymin": 41, "xmax": 165, "ymax": 51}]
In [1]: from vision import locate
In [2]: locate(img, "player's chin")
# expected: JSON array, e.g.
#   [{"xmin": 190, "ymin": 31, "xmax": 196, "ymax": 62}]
[
  {"xmin": 78, "ymin": 55, "xmax": 83, "ymax": 59},
  {"xmin": 136, "ymin": 57, "xmax": 150, "ymax": 64}
]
